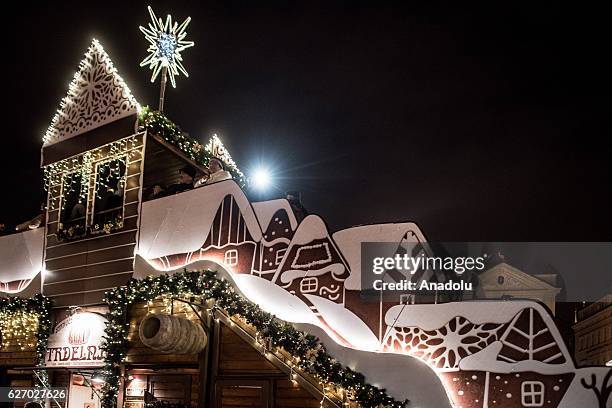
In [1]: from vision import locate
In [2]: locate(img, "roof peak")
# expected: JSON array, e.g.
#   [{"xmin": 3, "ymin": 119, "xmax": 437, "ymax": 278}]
[{"xmin": 43, "ymin": 39, "xmax": 140, "ymax": 146}]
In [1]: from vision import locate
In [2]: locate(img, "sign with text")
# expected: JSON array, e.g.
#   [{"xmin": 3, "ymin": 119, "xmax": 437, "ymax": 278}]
[{"xmin": 45, "ymin": 312, "xmax": 107, "ymax": 367}]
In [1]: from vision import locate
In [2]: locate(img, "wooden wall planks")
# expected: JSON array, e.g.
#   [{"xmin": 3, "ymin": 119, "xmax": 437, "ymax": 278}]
[
  {"xmin": 42, "ymin": 132, "xmax": 146, "ymax": 307},
  {"xmin": 122, "ymin": 300, "xmax": 326, "ymax": 407},
  {"xmin": 212, "ymin": 323, "xmax": 324, "ymax": 408}
]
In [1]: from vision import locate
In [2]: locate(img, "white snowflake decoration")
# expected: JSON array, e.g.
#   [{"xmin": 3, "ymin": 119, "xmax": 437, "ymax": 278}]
[
  {"xmin": 383, "ymin": 316, "xmax": 505, "ymax": 370},
  {"xmin": 139, "ymin": 6, "xmax": 194, "ymax": 88}
]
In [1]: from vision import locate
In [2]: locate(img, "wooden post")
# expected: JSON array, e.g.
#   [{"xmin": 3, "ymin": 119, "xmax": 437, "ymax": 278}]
[
  {"xmin": 198, "ymin": 311, "xmax": 213, "ymax": 408},
  {"xmin": 158, "ymin": 66, "xmax": 168, "ymax": 112},
  {"xmin": 207, "ymin": 317, "xmax": 221, "ymax": 407}
]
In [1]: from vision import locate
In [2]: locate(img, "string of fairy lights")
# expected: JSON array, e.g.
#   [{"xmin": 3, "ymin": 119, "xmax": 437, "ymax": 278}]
[
  {"xmin": 205, "ymin": 135, "xmax": 244, "ymax": 181},
  {"xmin": 43, "ymin": 39, "xmax": 140, "ymax": 146},
  {"xmin": 44, "ymin": 107, "xmax": 248, "ymax": 216},
  {"xmin": 0, "ymin": 310, "xmax": 39, "ymax": 350},
  {"xmin": 99, "ymin": 270, "xmax": 409, "ymax": 408},
  {"xmin": 17, "ymin": 6, "xmax": 395, "ymax": 404},
  {"xmin": 138, "ymin": 107, "xmax": 247, "ymax": 186},
  {"xmin": 0, "ymin": 277, "xmax": 407, "ymax": 407},
  {"xmin": 0, "ymin": 295, "xmax": 53, "ymax": 389},
  {"xmin": 44, "ymin": 118, "xmax": 249, "ymax": 216},
  {"xmin": 93, "ymin": 157, "xmax": 127, "ymax": 200},
  {"xmin": 43, "ymin": 135, "xmax": 140, "ymax": 211}
]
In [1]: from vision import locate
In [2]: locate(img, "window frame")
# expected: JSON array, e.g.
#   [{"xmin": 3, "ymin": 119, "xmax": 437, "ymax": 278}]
[
  {"xmin": 521, "ymin": 381, "xmax": 545, "ymax": 407},
  {"xmin": 58, "ymin": 170, "xmax": 88, "ymax": 239},
  {"xmin": 300, "ymin": 277, "xmax": 318, "ymax": 294},
  {"xmin": 224, "ymin": 249, "xmax": 239, "ymax": 266},
  {"xmin": 90, "ymin": 155, "xmax": 128, "ymax": 230},
  {"xmin": 275, "ymin": 247, "xmax": 287, "ymax": 265}
]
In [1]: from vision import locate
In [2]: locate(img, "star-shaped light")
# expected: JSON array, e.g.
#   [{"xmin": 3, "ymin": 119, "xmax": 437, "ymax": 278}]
[{"xmin": 139, "ymin": 6, "xmax": 194, "ymax": 88}]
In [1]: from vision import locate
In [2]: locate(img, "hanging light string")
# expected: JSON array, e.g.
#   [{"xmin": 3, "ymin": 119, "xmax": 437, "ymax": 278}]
[
  {"xmin": 93, "ymin": 156, "xmax": 127, "ymax": 200},
  {"xmin": 0, "ymin": 294, "xmax": 53, "ymax": 392},
  {"xmin": 0, "ymin": 310, "xmax": 39, "ymax": 351},
  {"xmin": 43, "ymin": 39, "xmax": 140, "ymax": 145},
  {"xmin": 43, "ymin": 135, "xmax": 140, "ymax": 211}
]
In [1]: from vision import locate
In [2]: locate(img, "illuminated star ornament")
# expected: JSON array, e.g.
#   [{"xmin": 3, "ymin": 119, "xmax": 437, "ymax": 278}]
[{"xmin": 139, "ymin": 6, "xmax": 194, "ymax": 110}]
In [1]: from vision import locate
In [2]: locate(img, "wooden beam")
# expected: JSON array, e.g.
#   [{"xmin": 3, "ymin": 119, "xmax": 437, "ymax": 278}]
[{"xmin": 150, "ymin": 134, "xmax": 208, "ymax": 175}]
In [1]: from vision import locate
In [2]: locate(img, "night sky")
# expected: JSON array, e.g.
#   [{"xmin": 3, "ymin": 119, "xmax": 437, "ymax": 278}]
[{"xmin": 4, "ymin": 1, "xmax": 611, "ymax": 241}]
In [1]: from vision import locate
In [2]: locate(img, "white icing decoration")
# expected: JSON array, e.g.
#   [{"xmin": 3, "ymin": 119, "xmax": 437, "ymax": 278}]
[{"xmin": 291, "ymin": 242, "xmax": 332, "ymax": 269}]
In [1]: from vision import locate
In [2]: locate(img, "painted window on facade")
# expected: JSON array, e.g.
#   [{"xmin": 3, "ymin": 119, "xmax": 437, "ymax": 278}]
[
  {"xmin": 275, "ymin": 248, "xmax": 287, "ymax": 265},
  {"xmin": 300, "ymin": 277, "xmax": 318, "ymax": 293},
  {"xmin": 224, "ymin": 249, "xmax": 239, "ymax": 266},
  {"xmin": 521, "ymin": 381, "xmax": 545, "ymax": 407}
]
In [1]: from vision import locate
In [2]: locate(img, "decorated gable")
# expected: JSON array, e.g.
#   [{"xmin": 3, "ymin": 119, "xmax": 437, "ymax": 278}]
[
  {"xmin": 202, "ymin": 194, "xmax": 255, "ymax": 247},
  {"xmin": 43, "ymin": 39, "xmax": 139, "ymax": 146},
  {"xmin": 497, "ymin": 307, "xmax": 565, "ymax": 365},
  {"xmin": 138, "ymin": 181, "xmax": 262, "ymax": 263},
  {"xmin": 274, "ymin": 216, "xmax": 349, "ymax": 305},
  {"xmin": 478, "ymin": 263, "xmax": 561, "ymax": 313},
  {"xmin": 142, "ymin": 185, "xmax": 262, "ymax": 273},
  {"xmin": 262, "ymin": 209, "xmax": 294, "ymax": 241},
  {"xmin": 252, "ymin": 200, "xmax": 297, "ymax": 275}
]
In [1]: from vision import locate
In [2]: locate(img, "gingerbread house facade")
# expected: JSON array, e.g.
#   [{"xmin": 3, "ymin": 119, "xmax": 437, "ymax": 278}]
[{"xmin": 0, "ymin": 39, "xmax": 610, "ymax": 408}]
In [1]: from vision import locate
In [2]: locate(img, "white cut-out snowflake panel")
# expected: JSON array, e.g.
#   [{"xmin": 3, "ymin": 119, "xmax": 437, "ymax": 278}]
[{"xmin": 43, "ymin": 39, "xmax": 139, "ymax": 146}]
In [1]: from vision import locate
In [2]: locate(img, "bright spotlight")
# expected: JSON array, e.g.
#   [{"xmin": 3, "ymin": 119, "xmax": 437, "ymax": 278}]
[{"xmin": 252, "ymin": 168, "xmax": 271, "ymax": 190}]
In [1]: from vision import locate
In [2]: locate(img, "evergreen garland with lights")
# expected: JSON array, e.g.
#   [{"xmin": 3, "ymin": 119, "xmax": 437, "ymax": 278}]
[
  {"xmin": 0, "ymin": 294, "xmax": 53, "ymax": 388},
  {"xmin": 138, "ymin": 107, "xmax": 247, "ymax": 187},
  {"xmin": 100, "ymin": 270, "xmax": 408, "ymax": 408}
]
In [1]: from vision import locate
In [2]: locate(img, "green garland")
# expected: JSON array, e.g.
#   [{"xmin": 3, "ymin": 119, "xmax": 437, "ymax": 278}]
[
  {"xmin": 138, "ymin": 107, "xmax": 247, "ymax": 187},
  {"xmin": 0, "ymin": 294, "xmax": 53, "ymax": 388},
  {"xmin": 100, "ymin": 270, "xmax": 408, "ymax": 408}
]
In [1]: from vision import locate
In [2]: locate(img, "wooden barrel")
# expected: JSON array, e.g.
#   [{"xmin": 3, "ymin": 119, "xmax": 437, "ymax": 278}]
[{"xmin": 139, "ymin": 314, "xmax": 207, "ymax": 354}]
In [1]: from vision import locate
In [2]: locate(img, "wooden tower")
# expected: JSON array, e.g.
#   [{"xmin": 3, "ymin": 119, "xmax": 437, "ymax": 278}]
[{"xmin": 40, "ymin": 40, "xmax": 145, "ymax": 307}]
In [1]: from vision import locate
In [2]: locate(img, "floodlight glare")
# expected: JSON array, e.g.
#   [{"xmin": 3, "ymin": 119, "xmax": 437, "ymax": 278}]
[{"xmin": 252, "ymin": 168, "xmax": 271, "ymax": 190}]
